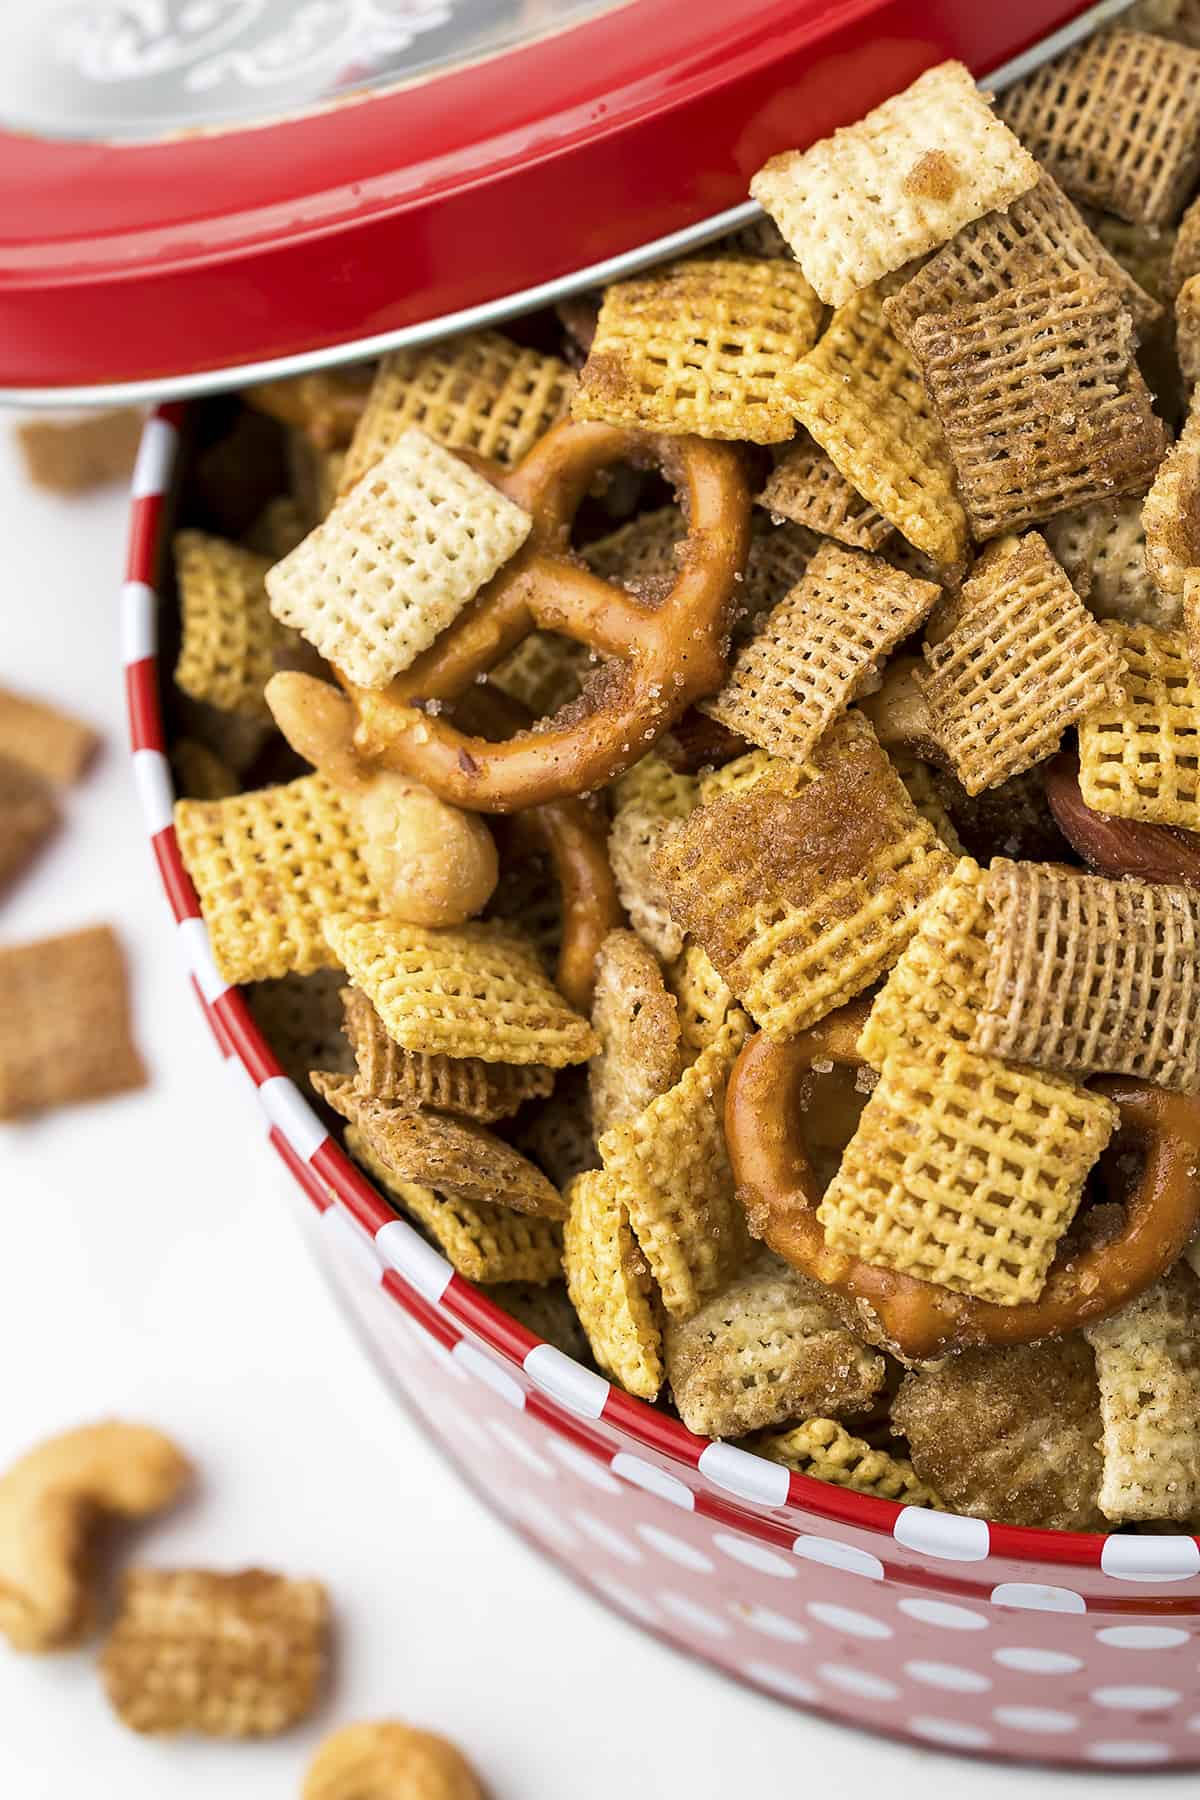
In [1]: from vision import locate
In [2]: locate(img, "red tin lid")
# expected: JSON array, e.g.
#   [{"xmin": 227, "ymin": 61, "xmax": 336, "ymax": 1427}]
[{"xmin": 0, "ymin": 0, "xmax": 1117, "ymax": 403}]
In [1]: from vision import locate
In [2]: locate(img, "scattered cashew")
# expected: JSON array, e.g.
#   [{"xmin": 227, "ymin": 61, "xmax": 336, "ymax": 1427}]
[
  {"xmin": 303, "ymin": 1721, "xmax": 485, "ymax": 1800},
  {"xmin": 266, "ymin": 672, "xmax": 498, "ymax": 927},
  {"xmin": 858, "ymin": 653, "xmax": 949, "ymax": 766},
  {"xmin": 0, "ymin": 1421, "xmax": 190, "ymax": 1652}
]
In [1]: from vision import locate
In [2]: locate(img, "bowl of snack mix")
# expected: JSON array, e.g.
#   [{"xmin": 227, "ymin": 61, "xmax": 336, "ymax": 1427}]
[{"xmin": 9, "ymin": 0, "xmax": 1197, "ymax": 1769}]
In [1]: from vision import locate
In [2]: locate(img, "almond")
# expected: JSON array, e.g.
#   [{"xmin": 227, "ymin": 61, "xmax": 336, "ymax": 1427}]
[{"xmin": 1045, "ymin": 753, "xmax": 1200, "ymax": 887}]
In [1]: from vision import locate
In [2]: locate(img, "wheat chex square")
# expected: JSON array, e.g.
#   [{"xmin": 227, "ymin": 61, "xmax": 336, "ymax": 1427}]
[
  {"xmin": 758, "ymin": 437, "xmax": 893, "ymax": 550},
  {"xmin": 0, "ymin": 925, "xmax": 146, "ymax": 1119}
]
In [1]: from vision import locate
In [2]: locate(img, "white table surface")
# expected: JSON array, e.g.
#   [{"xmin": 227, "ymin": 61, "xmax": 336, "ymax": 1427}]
[{"xmin": 0, "ymin": 426, "xmax": 1169, "ymax": 1798}]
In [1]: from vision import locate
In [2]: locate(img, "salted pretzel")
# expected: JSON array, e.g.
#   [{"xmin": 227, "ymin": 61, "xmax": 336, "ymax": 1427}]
[
  {"xmin": 339, "ymin": 420, "xmax": 752, "ymax": 812},
  {"xmin": 725, "ymin": 998, "xmax": 1200, "ymax": 1363}
]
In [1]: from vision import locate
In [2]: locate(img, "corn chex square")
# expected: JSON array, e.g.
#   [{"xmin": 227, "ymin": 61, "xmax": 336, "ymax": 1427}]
[
  {"xmin": 175, "ymin": 776, "xmax": 381, "ymax": 984},
  {"xmin": 704, "ymin": 540, "xmax": 939, "ymax": 765},
  {"xmin": 817, "ymin": 1039, "xmax": 1117, "ymax": 1306},
  {"xmin": 654, "ymin": 720, "xmax": 953, "ymax": 1039},
  {"xmin": 758, "ymin": 437, "xmax": 893, "ymax": 550},
  {"xmin": 1077, "ymin": 623, "xmax": 1200, "ymax": 829},
  {"xmin": 917, "ymin": 533, "xmax": 1126, "ymax": 794},
  {"xmin": 607, "ymin": 753, "xmax": 698, "ymax": 962},
  {"xmin": 1000, "ymin": 31, "xmax": 1200, "ymax": 227},
  {"xmin": 1143, "ymin": 394, "xmax": 1200, "ymax": 600},
  {"xmin": 173, "ymin": 530, "xmax": 276, "ymax": 719},
  {"xmin": 753, "ymin": 1418, "xmax": 942, "ymax": 1508},
  {"xmin": 1085, "ymin": 1267, "xmax": 1200, "ymax": 1523},
  {"xmin": 975, "ymin": 859, "xmax": 1200, "ymax": 1090},
  {"xmin": 751, "ymin": 61, "xmax": 1038, "ymax": 306},
  {"xmin": 858, "ymin": 855, "xmax": 990, "ymax": 1069},
  {"xmin": 572, "ymin": 258, "xmax": 822, "ymax": 443},
  {"xmin": 788, "ymin": 284, "xmax": 968, "ymax": 570},
  {"xmin": 907, "ymin": 272, "xmax": 1167, "ymax": 541},
  {"xmin": 563, "ymin": 1168, "xmax": 663, "ymax": 1400},
  {"xmin": 342, "ymin": 331, "xmax": 574, "ymax": 487},
  {"xmin": 266, "ymin": 428, "xmax": 531, "ymax": 689}
]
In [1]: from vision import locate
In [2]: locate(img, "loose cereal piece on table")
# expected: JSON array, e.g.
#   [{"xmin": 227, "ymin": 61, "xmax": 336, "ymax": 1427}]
[
  {"xmin": 573, "ymin": 258, "xmax": 822, "ymax": 442},
  {"xmin": 0, "ymin": 757, "xmax": 56, "ymax": 892},
  {"xmin": 342, "ymin": 331, "xmax": 574, "ymax": 486},
  {"xmin": 0, "ymin": 1422, "xmax": 190, "ymax": 1652},
  {"xmin": 788, "ymin": 284, "xmax": 968, "ymax": 570},
  {"xmin": 247, "ymin": 969, "xmax": 356, "ymax": 1090},
  {"xmin": 588, "ymin": 930, "xmax": 681, "ymax": 1136},
  {"xmin": 752, "ymin": 1417, "xmax": 941, "ymax": 1507},
  {"xmin": 314, "ymin": 1073, "xmax": 565, "ymax": 1219},
  {"xmin": 0, "ymin": 684, "xmax": 98, "ymax": 785},
  {"xmin": 349, "ymin": 1127, "xmax": 562, "ymax": 1284},
  {"xmin": 1085, "ymin": 1265, "xmax": 1200, "ymax": 1522},
  {"xmin": 907, "ymin": 272, "xmax": 1167, "ymax": 541},
  {"xmin": 751, "ymin": 61, "xmax": 1037, "ymax": 306},
  {"xmin": 664, "ymin": 1252, "xmax": 884, "ymax": 1438},
  {"xmin": 884, "ymin": 170, "xmax": 1162, "ymax": 344},
  {"xmin": 1077, "ymin": 623, "xmax": 1200, "ymax": 829},
  {"xmin": 703, "ymin": 540, "xmax": 939, "ymax": 766},
  {"xmin": 172, "ymin": 530, "xmax": 276, "ymax": 719},
  {"xmin": 0, "ymin": 925, "xmax": 146, "ymax": 1119},
  {"xmin": 607, "ymin": 754, "xmax": 698, "ymax": 962},
  {"xmin": 323, "ymin": 917, "xmax": 596, "ymax": 1067},
  {"xmin": 340, "ymin": 985, "xmax": 553, "ymax": 1121},
  {"xmin": 654, "ymin": 719, "xmax": 953, "ymax": 1038},
  {"xmin": 101, "ymin": 1568, "xmax": 328, "ymax": 1737},
  {"xmin": 175, "ymin": 776, "xmax": 381, "ymax": 983},
  {"xmin": 15, "ymin": 408, "xmax": 142, "ymax": 494},
  {"xmin": 857, "ymin": 855, "xmax": 989, "ymax": 1067},
  {"xmin": 817, "ymin": 1041, "xmax": 1117, "ymax": 1306},
  {"xmin": 563, "ymin": 1168, "xmax": 664, "ymax": 1400},
  {"xmin": 916, "ymin": 533, "xmax": 1125, "ymax": 794},
  {"xmin": 266, "ymin": 428, "xmax": 532, "ymax": 690},
  {"xmin": 976, "ymin": 859, "xmax": 1200, "ymax": 1090},
  {"xmin": 598, "ymin": 1020, "xmax": 749, "ymax": 1319},
  {"xmin": 1045, "ymin": 490, "xmax": 1179, "ymax": 630},
  {"xmin": 758, "ymin": 437, "xmax": 893, "ymax": 551},
  {"xmin": 892, "ymin": 1339, "xmax": 1106, "ymax": 1529},
  {"xmin": 1143, "ymin": 395, "xmax": 1200, "ymax": 596},
  {"xmin": 243, "ymin": 365, "xmax": 372, "ymax": 449},
  {"xmin": 1000, "ymin": 31, "xmax": 1200, "ymax": 226},
  {"xmin": 303, "ymin": 1721, "xmax": 485, "ymax": 1800}
]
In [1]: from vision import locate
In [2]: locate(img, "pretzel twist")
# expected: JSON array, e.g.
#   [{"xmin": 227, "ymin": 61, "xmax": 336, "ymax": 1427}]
[
  {"xmin": 340, "ymin": 420, "xmax": 751, "ymax": 811},
  {"xmin": 726, "ymin": 999, "xmax": 1200, "ymax": 1363}
]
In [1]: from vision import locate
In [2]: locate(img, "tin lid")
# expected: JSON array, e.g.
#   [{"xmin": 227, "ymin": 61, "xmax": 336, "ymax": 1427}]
[{"xmin": 0, "ymin": 0, "xmax": 1117, "ymax": 404}]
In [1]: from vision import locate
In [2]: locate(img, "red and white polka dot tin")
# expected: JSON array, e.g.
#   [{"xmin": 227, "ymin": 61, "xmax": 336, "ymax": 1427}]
[{"xmin": 125, "ymin": 402, "xmax": 1200, "ymax": 1770}]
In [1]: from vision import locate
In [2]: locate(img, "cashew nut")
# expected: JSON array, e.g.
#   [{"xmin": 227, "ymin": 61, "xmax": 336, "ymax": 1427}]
[
  {"xmin": 266, "ymin": 672, "xmax": 498, "ymax": 927},
  {"xmin": 303, "ymin": 1721, "xmax": 485, "ymax": 1800},
  {"xmin": 0, "ymin": 1421, "xmax": 190, "ymax": 1652}
]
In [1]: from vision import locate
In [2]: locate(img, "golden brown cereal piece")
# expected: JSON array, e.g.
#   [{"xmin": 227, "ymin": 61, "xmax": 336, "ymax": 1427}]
[
  {"xmin": 1000, "ymin": 31, "xmax": 1200, "ymax": 226},
  {"xmin": 666, "ymin": 943, "xmax": 747, "ymax": 1061},
  {"xmin": 654, "ymin": 724, "xmax": 953, "ymax": 1039},
  {"xmin": 788, "ymin": 284, "xmax": 967, "ymax": 570},
  {"xmin": 1177, "ymin": 274, "xmax": 1200, "ymax": 387},
  {"xmin": 315, "ymin": 1073, "xmax": 565, "ymax": 1218},
  {"xmin": 704, "ymin": 540, "xmax": 939, "ymax": 765},
  {"xmin": 0, "ymin": 685, "xmax": 98, "ymax": 785},
  {"xmin": 573, "ymin": 258, "xmax": 822, "ymax": 442},
  {"xmin": 588, "ymin": 931, "xmax": 681, "ymax": 1136},
  {"xmin": 1085, "ymin": 1265, "xmax": 1200, "ymax": 1522},
  {"xmin": 169, "ymin": 738, "xmax": 239, "ymax": 801},
  {"xmin": 598, "ymin": 1021, "xmax": 749, "ymax": 1319},
  {"xmin": 607, "ymin": 754, "xmax": 698, "ymax": 962},
  {"xmin": 917, "ymin": 533, "xmax": 1126, "ymax": 794},
  {"xmin": 15, "ymin": 408, "xmax": 141, "ymax": 494},
  {"xmin": 664, "ymin": 1252, "xmax": 884, "ymax": 1438},
  {"xmin": 563, "ymin": 1168, "xmax": 663, "ymax": 1399},
  {"xmin": 1170, "ymin": 193, "xmax": 1200, "ymax": 294},
  {"xmin": 342, "ymin": 331, "xmax": 574, "ymax": 486},
  {"xmin": 489, "ymin": 1280, "xmax": 591, "ymax": 1363},
  {"xmin": 100, "ymin": 1567, "xmax": 328, "ymax": 1737},
  {"xmin": 1045, "ymin": 491, "xmax": 1179, "ymax": 630},
  {"xmin": 581, "ymin": 506, "xmax": 682, "ymax": 601},
  {"xmin": 267, "ymin": 429, "xmax": 532, "ymax": 690},
  {"xmin": 340, "ymin": 985, "xmax": 552, "ymax": 1121},
  {"xmin": 1078, "ymin": 623, "xmax": 1200, "ymax": 829},
  {"xmin": 348, "ymin": 1127, "xmax": 562, "ymax": 1283},
  {"xmin": 892, "ymin": 1339, "xmax": 1105, "ymax": 1529},
  {"xmin": 0, "ymin": 757, "xmax": 56, "ymax": 893},
  {"xmin": 737, "ymin": 516, "xmax": 824, "ymax": 640},
  {"xmin": 0, "ymin": 925, "xmax": 147, "ymax": 1119},
  {"xmin": 323, "ymin": 917, "xmax": 596, "ymax": 1067},
  {"xmin": 0, "ymin": 1423, "xmax": 189, "ymax": 1653},
  {"xmin": 175, "ymin": 776, "xmax": 381, "ymax": 984},
  {"xmin": 491, "ymin": 630, "xmax": 590, "ymax": 719},
  {"xmin": 884, "ymin": 171, "xmax": 1162, "ymax": 345},
  {"xmin": 976, "ymin": 859, "xmax": 1200, "ymax": 1090},
  {"xmin": 246, "ymin": 969, "xmax": 356, "ymax": 1091},
  {"xmin": 908, "ymin": 272, "xmax": 1167, "ymax": 541},
  {"xmin": 244, "ymin": 494, "xmax": 308, "ymax": 562},
  {"xmin": 858, "ymin": 855, "xmax": 989, "ymax": 1068},
  {"xmin": 303, "ymin": 1720, "xmax": 484, "ymax": 1800},
  {"xmin": 244, "ymin": 365, "xmax": 371, "ymax": 449},
  {"xmin": 1143, "ymin": 396, "xmax": 1200, "ymax": 597},
  {"xmin": 508, "ymin": 1066, "xmax": 598, "ymax": 1191},
  {"xmin": 752, "ymin": 61, "xmax": 1037, "ymax": 306},
  {"xmin": 890, "ymin": 754, "xmax": 965, "ymax": 856},
  {"xmin": 172, "ymin": 530, "xmax": 276, "ymax": 719},
  {"xmin": 817, "ymin": 1040, "xmax": 1117, "ymax": 1307},
  {"xmin": 752, "ymin": 1417, "xmax": 942, "ymax": 1507},
  {"xmin": 758, "ymin": 438, "xmax": 893, "ymax": 551}
]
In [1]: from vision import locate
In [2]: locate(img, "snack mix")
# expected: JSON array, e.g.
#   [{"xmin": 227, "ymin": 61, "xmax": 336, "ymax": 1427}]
[{"xmin": 168, "ymin": 34, "xmax": 1200, "ymax": 1534}]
